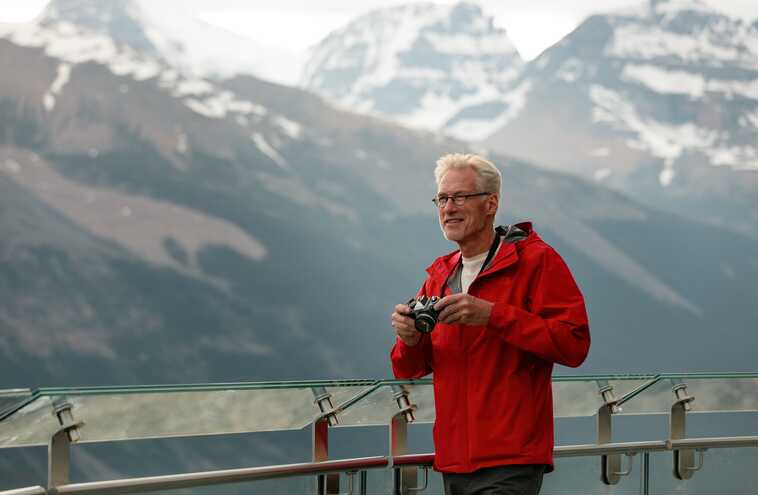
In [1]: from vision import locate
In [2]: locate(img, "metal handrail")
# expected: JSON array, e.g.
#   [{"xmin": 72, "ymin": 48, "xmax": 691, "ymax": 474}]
[
  {"xmin": 5, "ymin": 435, "xmax": 758, "ymax": 495},
  {"xmin": 0, "ymin": 488, "xmax": 46, "ymax": 495}
]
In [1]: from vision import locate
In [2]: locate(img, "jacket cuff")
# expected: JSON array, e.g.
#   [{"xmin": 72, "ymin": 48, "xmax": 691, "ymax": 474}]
[{"xmin": 392, "ymin": 335, "xmax": 425, "ymax": 358}]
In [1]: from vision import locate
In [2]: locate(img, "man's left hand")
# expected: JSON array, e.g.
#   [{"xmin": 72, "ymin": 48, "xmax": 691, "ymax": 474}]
[{"xmin": 435, "ymin": 293, "xmax": 494, "ymax": 326}]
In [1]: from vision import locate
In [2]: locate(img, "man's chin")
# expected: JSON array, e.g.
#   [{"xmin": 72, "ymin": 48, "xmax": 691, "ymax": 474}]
[{"xmin": 442, "ymin": 228, "xmax": 463, "ymax": 242}]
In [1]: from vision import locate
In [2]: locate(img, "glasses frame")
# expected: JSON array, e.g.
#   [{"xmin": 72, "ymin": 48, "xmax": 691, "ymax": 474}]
[{"xmin": 432, "ymin": 191, "xmax": 490, "ymax": 208}]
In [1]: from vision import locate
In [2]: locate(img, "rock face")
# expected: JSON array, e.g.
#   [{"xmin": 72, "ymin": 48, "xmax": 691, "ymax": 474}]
[{"xmin": 301, "ymin": 2, "xmax": 522, "ymax": 137}]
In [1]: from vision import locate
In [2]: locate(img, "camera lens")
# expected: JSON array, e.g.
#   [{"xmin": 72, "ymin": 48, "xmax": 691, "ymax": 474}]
[{"xmin": 415, "ymin": 314, "xmax": 436, "ymax": 333}]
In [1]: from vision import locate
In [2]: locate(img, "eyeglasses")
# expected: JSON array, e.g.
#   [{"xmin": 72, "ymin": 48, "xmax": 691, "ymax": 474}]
[{"xmin": 432, "ymin": 192, "xmax": 490, "ymax": 208}]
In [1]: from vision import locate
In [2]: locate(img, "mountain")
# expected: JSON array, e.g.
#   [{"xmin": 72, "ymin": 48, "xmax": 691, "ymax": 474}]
[
  {"xmin": 300, "ymin": 2, "xmax": 522, "ymax": 135},
  {"xmin": 1, "ymin": 0, "xmax": 757, "ymax": 389},
  {"xmin": 479, "ymin": 0, "xmax": 758, "ymax": 235},
  {"xmin": 35, "ymin": 0, "xmax": 298, "ymax": 83},
  {"xmin": 302, "ymin": 0, "xmax": 758, "ymax": 236},
  {"xmin": 2, "ymin": 4, "xmax": 758, "ymax": 490}
]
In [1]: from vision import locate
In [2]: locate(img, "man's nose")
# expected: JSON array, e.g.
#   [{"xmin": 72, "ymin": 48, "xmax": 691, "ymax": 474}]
[{"xmin": 442, "ymin": 199, "xmax": 459, "ymax": 213}]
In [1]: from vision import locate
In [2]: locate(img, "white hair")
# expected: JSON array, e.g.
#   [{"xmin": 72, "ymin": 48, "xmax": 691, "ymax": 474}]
[{"xmin": 434, "ymin": 153, "xmax": 501, "ymax": 195}]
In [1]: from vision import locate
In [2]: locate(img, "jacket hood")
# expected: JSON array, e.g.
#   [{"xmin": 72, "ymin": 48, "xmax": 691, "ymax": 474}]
[{"xmin": 426, "ymin": 221, "xmax": 536, "ymax": 280}]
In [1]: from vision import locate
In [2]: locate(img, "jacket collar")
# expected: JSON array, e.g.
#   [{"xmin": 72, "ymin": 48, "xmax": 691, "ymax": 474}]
[{"xmin": 426, "ymin": 222, "xmax": 535, "ymax": 283}]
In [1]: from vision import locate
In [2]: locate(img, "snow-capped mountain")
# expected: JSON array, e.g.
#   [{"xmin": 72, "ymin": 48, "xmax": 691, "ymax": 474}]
[
  {"xmin": 34, "ymin": 0, "xmax": 297, "ymax": 83},
  {"xmin": 472, "ymin": 0, "xmax": 758, "ymax": 234},
  {"xmin": 300, "ymin": 2, "xmax": 522, "ymax": 134}
]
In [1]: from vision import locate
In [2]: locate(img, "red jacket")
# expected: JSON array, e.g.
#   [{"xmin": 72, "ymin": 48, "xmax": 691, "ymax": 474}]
[{"xmin": 391, "ymin": 222, "xmax": 590, "ymax": 473}]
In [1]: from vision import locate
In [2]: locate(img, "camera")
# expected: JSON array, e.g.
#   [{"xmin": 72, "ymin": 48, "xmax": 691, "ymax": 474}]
[{"xmin": 406, "ymin": 296, "xmax": 441, "ymax": 333}]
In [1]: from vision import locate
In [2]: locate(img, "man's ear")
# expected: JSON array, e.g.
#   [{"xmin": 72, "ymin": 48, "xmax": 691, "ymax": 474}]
[{"xmin": 487, "ymin": 194, "xmax": 499, "ymax": 215}]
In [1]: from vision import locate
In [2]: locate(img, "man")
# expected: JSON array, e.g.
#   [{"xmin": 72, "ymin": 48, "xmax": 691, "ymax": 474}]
[{"xmin": 390, "ymin": 154, "xmax": 590, "ymax": 495}]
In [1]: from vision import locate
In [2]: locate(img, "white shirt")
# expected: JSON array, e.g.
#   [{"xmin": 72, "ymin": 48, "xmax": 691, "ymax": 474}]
[{"xmin": 461, "ymin": 250, "xmax": 489, "ymax": 294}]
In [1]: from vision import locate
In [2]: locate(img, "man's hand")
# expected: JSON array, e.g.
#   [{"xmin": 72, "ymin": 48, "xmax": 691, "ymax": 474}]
[
  {"xmin": 435, "ymin": 293, "xmax": 493, "ymax": 326},
  {"xmin": 391, "ymin": 304, "xmax": 421, "ymax": 347}
]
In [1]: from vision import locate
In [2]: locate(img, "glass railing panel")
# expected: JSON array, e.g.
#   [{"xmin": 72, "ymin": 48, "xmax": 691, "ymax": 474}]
[
  {"xmin": 334, "ymin": 377, "xmax": 655, "ymax": 426},
  {"xmin": 334, "ymin": 383, "xmax": 435, "ymax": 427},
  {"xmin": 0, "ymin": 389, "xmax": 32, "ymax": 418},
  {"xmin": 649, "ymin": 446, "xmax": 758, "ymax": 494},
  {"xmin": 0, "ymin": 395, "xmax": 56, "ymax": 448},
  {"xmin": 334, "ymin": 385, "xmax": 395, "ymax": 427},
  {"xmin": 553, "ymin": 377, "xmax": 652, "ymax": 417},
  {"xmin": 619, "ymin": 378, "xmax": 758, "ymax": 414},
  {"xmin": 325, "ymin": 383, "xmax": 380, "ymax": 413},
  {"xmin": 0, "ymin": 387, "xmax": 319, "ymax": 447},
  {"xmin": 542, "ymin": 455, "xmax": 641, "ymax": 494},
  {"xmin": 405, "ymin": 382, "xmax": 435, "ymax": 423}
]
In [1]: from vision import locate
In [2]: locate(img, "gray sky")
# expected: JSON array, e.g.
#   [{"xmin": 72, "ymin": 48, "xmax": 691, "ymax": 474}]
[{"xmin": 2, "ymin": 0, "xmax": 757, "ymax": 60}]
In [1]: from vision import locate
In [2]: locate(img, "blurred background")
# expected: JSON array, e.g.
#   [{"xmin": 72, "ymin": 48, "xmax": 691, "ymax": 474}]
[{"xmin": 1, "ymin": 0, "xmax": 757, "ymax": 490}]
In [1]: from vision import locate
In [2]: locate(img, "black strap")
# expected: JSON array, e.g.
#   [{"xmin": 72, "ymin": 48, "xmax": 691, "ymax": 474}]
[{"xmin": 438, "ymin": 226, "xmax": 507, "ymax": 298}]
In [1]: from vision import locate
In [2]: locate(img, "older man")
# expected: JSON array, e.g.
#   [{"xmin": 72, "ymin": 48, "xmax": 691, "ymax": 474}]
[{"xmin": 390, "ymin": 154, "xmax": 590, "ymax": 495}]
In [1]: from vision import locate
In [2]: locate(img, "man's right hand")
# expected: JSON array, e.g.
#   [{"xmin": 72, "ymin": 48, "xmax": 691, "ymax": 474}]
[{"xmin": 391, "ymin": 304, "xmax": 421, "ymax": 347}]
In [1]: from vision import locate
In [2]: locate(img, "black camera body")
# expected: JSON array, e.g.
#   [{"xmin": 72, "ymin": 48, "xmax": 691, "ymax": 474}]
[{"xmin": 407, "ymin": 296, "xmax": 441, "ymax": 333}]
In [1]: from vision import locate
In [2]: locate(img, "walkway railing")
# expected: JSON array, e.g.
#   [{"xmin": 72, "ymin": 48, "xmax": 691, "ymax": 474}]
[{"xmin": 2, "ymin": 373, "xmax": 758, "ymax": 494}]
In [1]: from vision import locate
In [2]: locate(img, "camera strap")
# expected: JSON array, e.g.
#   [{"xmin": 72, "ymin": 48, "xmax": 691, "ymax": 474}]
[{"xmin": 439, "ymin": 225, "xmax": 514, "ymax": 297}]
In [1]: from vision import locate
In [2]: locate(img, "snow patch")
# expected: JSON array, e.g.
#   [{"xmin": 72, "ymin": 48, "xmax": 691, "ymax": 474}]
[
  {"xmin": 172, "ymin": 79, "xmax": 215, "ymax": 97},
  {"xmin": 659, "ymin": 166, "xmax": 676, "ymax": 187},
  {"xmin": 606, "ymin": 23, "xmax": 758, "ymax": 70},
  {"xmin": 622, "ymin": 64, "xmax": 758, "ymax": 100},
  {"xmin": 590, "ymin": 84, "xmax": 729, "ymax": 178},
  {"xmin": 445, "ymin": 81, "xmax": 532, "ymax": 141},
  {"xmin": 423, "ymin": 31, "xmax": 517, "ymax": 56},
  {"xmin": 590, "ymin": 147, "xmax": 611, "ymax": 157},
  {"xmin": 556, "ymin": 58, "xmax": 583, "ymax": 83},
  {"xmin": 252, "ymin": 133, "xmax": 289, "ymax": 170},
  {"xmin": 594, "ymin": 168, "xmax": 612, "ymax": 181},
  {"xmin": 706, "ymin": 146, "xmax": 758, "ymax": 170},
  {"xmin": 705, "ymin": 78, "xmax": 758, "ymax": 100},
  {"xmin": 621, "ymin": 64, "xmax": 705, "ymax": 97},
  {"xmin": 42, "ymin": 63, "xmax": 72, "ymax": 111},
  {"xmin": 184, "ymin": 91, "xmax": 266, "ymax": 120},
  {"xmin": 742, "ymin": 110, "xmax": 758, "ymax": 128},
  {"xmin": 274, "ymin": 116, "xmax": 303, "ymax": 140}
]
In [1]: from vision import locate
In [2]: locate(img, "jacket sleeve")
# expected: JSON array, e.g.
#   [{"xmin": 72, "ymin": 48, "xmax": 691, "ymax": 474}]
[
  {"xmin": 390, "ymin": 334, "xmax": 432, "ymax": 378},
  {"xmin": 390, "ymin": 279, "xmax": 434, "ymax": 379},
  {"xmin": 487, "ymin": 246, "xmax": 590, "ymax": 368}
]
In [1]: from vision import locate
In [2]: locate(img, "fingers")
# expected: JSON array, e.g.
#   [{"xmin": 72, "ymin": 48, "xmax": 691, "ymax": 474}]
[
  {"xmin": 433, "ymin": 294, "xmax": 464, "ymax": 312},
  {"xmin": 391, "ymin": 309, "xmax": 415, "ymax": 334},
  {"xmin": 395, "ymin": 304, "xmax": 411, "ymax": 315},
  {"xmin": 436, "ymin": 294, "xmax": 466, "ymax": 323},
  {"xmin": 438, "ymin": 304, "xmax": 464, "ymax": 324},
  {"xmin": 391, "ymin": 307, "xmax": 421, "ymax": 346},
  {"xmin": 436, "ymin": 294, "xmax": 492, "ymax": 326}
]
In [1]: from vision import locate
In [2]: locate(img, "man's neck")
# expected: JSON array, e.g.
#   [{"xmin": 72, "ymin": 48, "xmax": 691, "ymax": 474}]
[{"xmin": 458, "ymin": 227, "xmax": 496, "ymax": 258}]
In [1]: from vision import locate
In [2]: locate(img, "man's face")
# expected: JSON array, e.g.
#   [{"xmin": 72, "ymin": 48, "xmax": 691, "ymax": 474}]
[{"xmin": 437, "ymin": 167, "xmax": 497, "ymax": 244}]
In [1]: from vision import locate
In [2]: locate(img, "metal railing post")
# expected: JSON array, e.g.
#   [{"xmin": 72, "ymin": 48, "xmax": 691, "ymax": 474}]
[
  {"xmin": 389, "ymin": 385, "xmax": 419, "ymax": 495},
  {"xmin": 312, "ymin": 417, "xmax": 340, "ymax": 495},
  {"xmin": 48, "ymin": 399, "xmax": 83, "ymax": 491},
  {"xmin": 669, "ymin": 380, "xmax": 699, "ymax": 480},
  {"xmin": 597, "ymin": 380, "xmax": 629, "ymax": 485}
]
